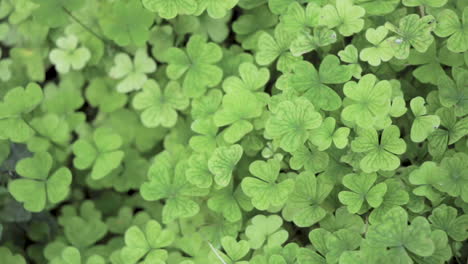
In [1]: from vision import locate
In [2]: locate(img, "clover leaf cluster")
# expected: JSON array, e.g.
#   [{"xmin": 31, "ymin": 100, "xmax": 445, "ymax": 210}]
[{"xmin": 0, "ymin": 0, "xmax": 468, "ymax": 263}]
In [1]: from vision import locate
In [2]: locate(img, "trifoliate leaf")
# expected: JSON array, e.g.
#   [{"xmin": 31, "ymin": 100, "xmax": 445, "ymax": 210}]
[
  {"xmin": 265, "ymin": 98, "xmax": 322, "ymax": 152},
  {"xmin": 435, "ymin": 7, "xmax": 468, "ymax": 53},
  {"xmin": 100, "ymin": 0, "xmax": 154, "ymax": 46},
  {"xmin": 121, "ymin": 220, "xmax": 174, "ymax": 264},
  {"xmin": 385, "ymin": 14, "xmax": 436, "ymax": 59},
  {"xmin": 140, "ymin": 161, "xmax": 208, "ymax": 223},
  {"xmin": 320, "ymin": 0, "xmax": 365, "ymax": 37},
  {"xmin": 338, "ymin": 173, "xmax": 387, "ymax": 213},
  {"xmin": 50, "ymin": 247, "xmax": 105, "ymax": 264},
  {"xmin": 109, "ymin": 49, "xmax": 157, "ymax": 93},
  {"xmin": 166, "ymin": 35, "xmax": 223, "ymax": 98},
  {"xmin": 72, "ymin": 127, "xmax": 124, "ymax": 180},
  {"xmin": 133, "ymin": 80, "xmax": 189, "ymax": 128},
  {"xmin": 402, "ymin": 0, "xmax": 447, "ymax": 7},
  {"xmin": 282, "ymin": 172, "xmax": 333, "ymax": 227},
  {"xmin": 242, "ymin": 159, "xmax": 295, "ymax": 210},
  {"xmin": 256, "ymin": 25, "xmax": 300, "ymax": 72},
  {"xmin": 437, "ymin": 67, "xmax": 468, "ymax": 117},
  {"xmin": 0, "ymin": 247, "xmax": 26, "ymax": 264},
  {"xmin": 142, "ymin": 0, "xmax": 197, "ymax": 19},
  {"xmin": 49, "ymin": 35, "xmax": 90, "ymax": 74},
  {"xmin": 208, "ymin": 144, "xmax": 243, "ymax": 187},
  {"xmin": 290, "ymin": 27, "xmax": 337, "ymax": 56},
  {"xmin": 342, "ymin": 74, "xmax": 392, "ymax": 128},
  {"xmin": 410, "ymin": 97, "xmax": 440, "ymax": 142},
  {"xmin": 245, "ymin": 215, "xmax": 288, "ymax": 249},
  {"xmin": 366, "ymin": 207, "xmax": 435, "ymax": 261},
  {"xmin": 8, "ymin": 152, "xmax": 72, "ymax": 212},
  {"xmin": 289, "ymin": 56, "xmax": 352, "ymax": 111},
  {"xmin": 351, "ymin": 125, "xmax": 406, "ymax": 172},
  {"xmin": 310, "ymin": 117, "xmax": 350, "ymax": 151},
  {"xmin": 359, "ymin": 26, "xmax": 394, "ymax": 66},
  {"xmin": 0, "ymin": 83, "xmax": 43, "ymax": 143},
  {"xmin": 429, "ymin": 204, "xmax": 468, "ymax": 242}
]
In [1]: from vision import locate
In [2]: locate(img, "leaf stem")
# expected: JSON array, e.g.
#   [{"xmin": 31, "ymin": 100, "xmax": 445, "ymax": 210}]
[
  {"xmin": 62, "ymin": 7, "xmax": 131, "ymax": 56},
  {"xmin": 62, "ymin": 7, "xmax": 106, "ymax": 43},
  {"xmin": 418, "ymin": 5, "xmax": 425, "ymax": 17},
  {"xmin": 207, "ymin": 241, "xmax": 228, "ymax": 264}
]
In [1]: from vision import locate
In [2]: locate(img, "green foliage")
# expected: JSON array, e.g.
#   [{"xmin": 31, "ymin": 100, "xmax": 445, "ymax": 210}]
[
  {"xmin": 121, "ymin": 220, "xmax": 174, "ymax": 263},
  {"xmin": 9, "ymin": 152, "xmax": 71, "ymax": 212},
  {"xmin": 49, "ymin": 35, "xmax": 91, "ymax": 74},
  {"xmin": 72, "ymin": 127, "xmax": 124, "ymax": 180},
  {"xmin": 1, "ymin": 0, "xmax": 468, "ymax": 263}
]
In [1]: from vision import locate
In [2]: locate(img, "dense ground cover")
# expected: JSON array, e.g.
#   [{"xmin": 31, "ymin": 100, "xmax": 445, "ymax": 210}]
[{"xmin": 0, "ymin": 0, "xmax": 468, "ymax": 263}]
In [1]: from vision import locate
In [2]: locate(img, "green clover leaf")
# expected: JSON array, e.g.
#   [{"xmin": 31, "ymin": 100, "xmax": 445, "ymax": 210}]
[
  {"xmin": 338, "ymin": 44, "xmax": 363, "ymax": 78},
  {"xmin": 357, "ymin": 0, "xmax": 400, "ymax": 16},
  {"xmin": 31, "ymin": 0, "xmax": 83, "ymax": 28},
  {"xmin": 366, "ymin": 207, "xmax": 435, "ymax": 261},
  {"xmin": 369, "ymin": 179, "xmax": 409, "ymax": 223},
  {"xmin": 266, "ymin": 98, "xmax": 322, "ymax": 152},
  {"xmin": 0, "ymin": 54, "xmax": 11, "ymax": 82},
  {"xmin": 338, "ymin": 172, "xmax": 387, "ymax": 214},
  {"xmin": 342, "ymin": 74, "xmax": 392, "ymax": 128},
  {"xmin": 289, "ymin": 144, "xmax": 329, "ymax": 173},
  {"xmin": 289, "ymin": 55, "xmax": 352, "ymax": 111},
  {"xmin": 85, "ymin": 78, "xmax": 127, "ymax": 113},
  {"xmin": 50, "ymin": 247, "xmax": 105, "ymax": 264},
  {"xmin": 167, "ymin": 34, "xmax": 223, "ymax": 98},
  {"xmin": 408, "ymin": 42, "xmax": 464, "ymax": 85},
  {"xmin": 196, "ymin": 0, "xmax": 239, "ymax": 19},
  {"xmin": 121, "ymin": 220, "xmax": 174, "ymax": 264},
  {"xmin": 290, "ymin": 26, "xmax": 337, "ymax": 56},
  {"xmin": 435, "ymin": 7, "xmax": 468, "ymax": 53},
  {"xmin": 140, "ymin": 161, "xmax": 208, "ymax": 223},
  {"xmin": 385, "ymin": 14, "xmax": 435, "ymax": 59},
  {"xmin": 325, "ymin": 229, "xmax": 362, "ymax": 263},
  {"xmin": 320, "ymin": 0, "xmax": 365, "ymax": 36},
  {"xmin": 41, "ymin": 81, "xmax": 85, "ymax": 130},
  {"xmin": 186, "ymin": 153, "xmax": 214, "ymax": 188},
  {"xmin": 409, "ymin": 161, "xmax": 447, "ymax": 203},
  {"xmin": 223, "ymin": 62, "xmax": 270, "ymax": 93},
  {"xmin": 0, "ymin": 247, "xmax": 26, "ymax": 264},
  {"xmin": 242, "ymin": 159, "xmax": 295, "ymax": 210},
  {"xmin": 282, "ymin": 171, "xmax": 333, "ymax": 227},
  {"xmin": 214, "ymin": 90, "xmax": 265, "ymax": 143},
  {"xmin": 402, "ymin": 0, "xmax": 447, "ymax": 7},
  {"xmin": 351, "ymin": 125, "xmax": 406, "ymax": 172},
  {"xmin": 209, "ymin": 236, "xmax": 250, "ymax": 263},
  {"xmin": 133, "ymin": 80, "xmax": 189, "ymax": 128},
  {"xmin": 62, "ymin": 201, "xmax": 108, "ymax": 249},
  {"xmin": 246, "ymin": 215, "xmax": 288, "ymax": 249},
  {"xmin": 359, "ymin": 26, "xmax": 394, "ymax": 66},
  {"xmin": 142, "ymin": 0, "xmax": 197, "ymax": 19},
  {"xmin": 208, "ymin": 144, "xmax": 243, "ymax": 187},
  {"xmin": 208, "ymin": 184, "xmax": 252, "ymax": 222},
  {"xmin": 429, "ymin": 204, "xmax": 468, "ymax": 242},
  {"xmin": 280, "ymin": 2, "xmax": 320, "ymax": 35},
  {"xmin": 100, "ymin": 0, "xmax": 154, "ymax": 46},
  {"xmin": 256, "ymin": 25, "xmax": 300, "ymax": 72},
  {"xmin": 27, "ymin": 113, "xmax": 71, "ymax": 152},
  {"xmin": 49, "ymin": 35, "xmax": 90, "ymax": 74},
  {"xmin": 8, "ymin": 152, "xmax": 72, "ymax": 212},
  {"xmin": 0, "ymin": 83, "xmax": 43, "ymax": 143},
  {"xmin": 72, "ymin": 127, "xmax": 125, "ymax": 180},
  {"xmin": 437, "ymin": 153, "xmax": 468, "ymax": 202},
  {"xmin": 309, "ymin": 117, "xmax": 350, "ymax": 151},
  {"xmin": 437, "ymin": 67, "xmax": 468, "ymax": 117},
  {"xmin": 109, "ymin": 49, "xmax": 157, "ymax": 93},
  {"xmin": 410, "ymin": 96, "xmax": 440, "ymax": 143}
]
